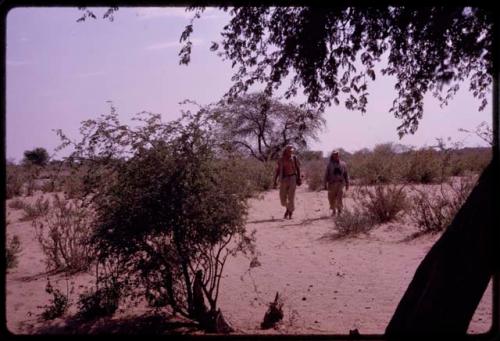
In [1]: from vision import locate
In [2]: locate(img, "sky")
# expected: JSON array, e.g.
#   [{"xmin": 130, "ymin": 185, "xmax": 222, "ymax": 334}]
[{"xmin": 5, "ymin": 7, "xmax": 493, "ymax": 162}]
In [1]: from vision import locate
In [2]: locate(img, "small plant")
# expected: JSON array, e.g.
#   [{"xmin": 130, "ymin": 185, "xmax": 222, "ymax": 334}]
[
  {"xmin": 20, "ymin": 196, "xmax": 50, "ymax": 221},
  {"xmin": 77, "ymin": 282, "xmax": 121, "ymax": 320},
  {"xmin": 33, "ymin": 194, "xmax": 94, "ymax": 272},
  {"xmin": 334, "ymin": 207, "xmax": 375, "ymax": 237},
  {"xmin": 353, "ymin": 184, "xmax": 409, "ymax": 224},
  {"xmin": 39, "ymin": 278, "xmax": 70, "ymax": 320},
  {"xmin": 6, "ymin": 235, "xmax": 22, "ymax": 270},
  {"xmin": 8, "ymin": 198, "xmax": 26, "ymax": 210},
  {"xmin": 261, "ymin": 292, "xmax": 284, "ymax": 329}
]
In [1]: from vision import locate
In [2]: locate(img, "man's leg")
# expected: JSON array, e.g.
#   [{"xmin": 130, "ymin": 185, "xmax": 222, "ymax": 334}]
[
  {"xmin": 287, "ymin": 176, "xmax": 297, "ymax": 218},
  {"xmin": 336, "ymin": 184, "xmax": 344, "ymax": 215},
  {"xmin": 279, "ymin": 179, "xmax": 289, "ymax": 218},
  {"xmin": 328, "ymin": 185, "xmax": 336, "ymax": 216}
]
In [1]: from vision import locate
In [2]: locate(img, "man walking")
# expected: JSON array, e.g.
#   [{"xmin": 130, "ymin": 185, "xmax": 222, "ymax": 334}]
[
  {"xmin": 324, "ymin": 150, "xmax": 349, "ymax": 216},
  {"xmin": 274, "ymin": 145, "xmax": 301, "ymax": 219}
]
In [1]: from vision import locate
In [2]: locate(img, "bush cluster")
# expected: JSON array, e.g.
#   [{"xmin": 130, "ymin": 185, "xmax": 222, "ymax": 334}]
[
  {"xmin": 410, "ymin": 177, "xmax": 475, "ymax": 233},
  {"xmin": 353, "ymin": 184, "xmax": 409, "ymax": 224},
  {"xmin": 32, "ymin": 194, "xmax": 94, "ymax": 273}
]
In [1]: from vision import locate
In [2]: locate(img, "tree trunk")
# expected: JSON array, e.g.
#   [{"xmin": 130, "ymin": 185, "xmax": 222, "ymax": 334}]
[{"xmin": 385, "ymin": 160, "xmax": 499, "ymax": 338}]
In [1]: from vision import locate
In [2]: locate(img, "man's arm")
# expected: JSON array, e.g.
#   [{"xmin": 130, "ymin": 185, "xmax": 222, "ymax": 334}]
[
  {"xmin": 343, "ymin": 163, "xmax": 349, "ymax": 190},
  {"xmin": 324, "ymin": 163, "xmax": 329, "ymax": 190},
  {"xmin": 295, "ymin": 157, "xmax": 301, "ymax": 180},
  {"xmin": 273, "ymin": 161, "xmax": 280, "ymax": 188}
]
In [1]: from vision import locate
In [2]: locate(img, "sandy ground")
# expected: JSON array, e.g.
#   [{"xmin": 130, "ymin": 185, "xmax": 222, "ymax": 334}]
[{"xmin": 5, "ymin": 185, "xmax": 492, "ymax": 335}]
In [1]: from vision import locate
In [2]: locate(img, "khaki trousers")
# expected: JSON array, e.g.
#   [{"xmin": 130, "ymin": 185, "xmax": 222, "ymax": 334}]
[
  {"xmin": 279, "ymin": 175, "xmax": 297, "ymax": 212},
  {"xmin": 328, "ymin": 181, "xmax": 344, "ymax": 213}
]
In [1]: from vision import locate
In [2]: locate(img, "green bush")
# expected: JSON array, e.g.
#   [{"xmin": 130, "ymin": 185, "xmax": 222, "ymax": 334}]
[
  {"xmin": 6, "ymin": 235, "xmax": 22, "ymax": 270},
  {"xmin": 353, "ymin": 184, "xmax": 409, "ymax": 224},
  {"xmin": 56, "ymin": 108, "xmax": 255, "ymax": 331}
]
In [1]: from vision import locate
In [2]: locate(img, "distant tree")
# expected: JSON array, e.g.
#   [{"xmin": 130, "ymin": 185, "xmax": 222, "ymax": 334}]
[
  {"xmin": 23, "ymin": 147, "xmax": 49, "ymax": 167},
  {"xmin": 300, "ymin": 150, "xmax": 323, "ymax": 161},
  {"xmin": 210, "ymin": 92, "xmax": 325, "ymax": 161}
]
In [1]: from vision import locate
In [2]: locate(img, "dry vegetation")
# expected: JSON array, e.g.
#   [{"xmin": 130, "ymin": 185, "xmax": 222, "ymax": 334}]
[{"xmin": 5, "ymin": 140, "xmax": 491, "ymax": 334}]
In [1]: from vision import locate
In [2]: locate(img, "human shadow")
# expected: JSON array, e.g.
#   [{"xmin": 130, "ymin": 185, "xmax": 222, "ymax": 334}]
[
  {"xmin": 247, "ymin": 218, "xmax": 283, "ymax": 224},
  {"xmin": 16, "ymin": 269, "xmax": 67, "ymax": 283},
  {"xmin": 280, "ymin": 215, "xmax": 331, "ymax": 228}
]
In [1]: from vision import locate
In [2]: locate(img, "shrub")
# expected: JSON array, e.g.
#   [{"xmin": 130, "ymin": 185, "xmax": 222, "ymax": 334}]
[
  {"xmin": 39, "ymin": 278, "xmax": 69, "ymax": 320},
  {"xmin": 6, "ymin": 235, "xmax": 22, "ymax": 270},
  {"xmin": 8, "ymin": 198, "xmax": 26, "ymax": 210},
  {"xmin": 77, "ymin": 276, "xmax": 121, "ymax": 320},
  {"xmin": 353, "ymin": 184, "xmax": 409, "ymax": 224},
  {"xmin": 20, "ymin": 196, "xmax": 50, "ymax": 221},
  {"xmin": 61, "ymin": 168, "xmax": 88, "ymax": 199},
  {"xmin": 234, "ymin": 158, "xmax": 275, "ymax": 193},
  {"xmin": 410, "ymin": 176, "xmax": 475, "ymax": 233},
  {"xmin": 334, "ymin": 207, "xmax": 375, "ymax": 237},
  {"xmin": 56, "ymin": 107, "xmax": 255, "ymax": 331},
  {"xmin": 349, "ymin": 143, "xmax": 400, "ymax": 185},
  {"xmin": 32, "ymin": 194, "xmax": 94, "ymax": 272},
  {"xmin": 304, "ymin": 159, "xmax": 326, "ymax": 191},
  {"xmin": 400, "ymin": 148, "xmax": 441, "ymax": 184},
  {"xmin": 6, "ymin": 165, "xmax": 24, "ymax": 199}
]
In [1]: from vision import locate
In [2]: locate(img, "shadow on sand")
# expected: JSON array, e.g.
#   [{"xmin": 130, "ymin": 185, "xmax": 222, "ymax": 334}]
[
  {"xmin": 32, "ymin": 313, "xmax": 201, "ymax": 335},
  {"xmin": 281, "ymin": 215, "xmax": 331, "ymax": 228}
]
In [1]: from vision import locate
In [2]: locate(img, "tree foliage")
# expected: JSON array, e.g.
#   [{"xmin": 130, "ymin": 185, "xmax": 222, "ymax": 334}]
[
  {"xmin": 210, "ymin": 92, "xmax": 325, "ymax": 161},
  {"xmin": 180, "ymin": 6, "xmax": 493, "ymax": 137},
  {"xmin": 23, "ymin": 147, "xmax": 50, "ymax": 166},
  {"xmin": 56, "ymin": 104, "xmax": 255, "ymax": 329}
]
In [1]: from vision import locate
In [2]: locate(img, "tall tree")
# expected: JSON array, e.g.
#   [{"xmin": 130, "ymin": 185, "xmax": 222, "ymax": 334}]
[{"xmin": 210, "ymin": 92, "xmax": 325, "ymax": 161}]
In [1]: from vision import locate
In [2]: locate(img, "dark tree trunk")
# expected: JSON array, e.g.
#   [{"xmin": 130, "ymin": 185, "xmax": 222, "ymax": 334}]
[{"xmin": 385, "ymin": 160, "xmax": 499, "ymax": 339}]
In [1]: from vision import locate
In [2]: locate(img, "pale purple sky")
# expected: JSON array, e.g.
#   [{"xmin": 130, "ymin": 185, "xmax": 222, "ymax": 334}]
[{"xmin": 6, "ymin": 7, "xmax": 492, "ymax": 162}]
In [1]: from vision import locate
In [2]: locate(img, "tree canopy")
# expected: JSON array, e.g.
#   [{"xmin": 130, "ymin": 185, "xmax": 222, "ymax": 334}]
[
  {"xmin": 23, "ymin": 147, "xmax": 50, "ymax": 166},
  {"xmin": 179, "ymin": 6, "xmax": 494, "ymax": 137},
  {"xmin": 209, "ymin": 92, "xmax": 325, "ymax": 161}
]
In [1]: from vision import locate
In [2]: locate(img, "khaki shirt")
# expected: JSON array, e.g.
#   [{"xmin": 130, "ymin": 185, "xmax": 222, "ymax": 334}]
[{"xmin": 324, "ymin": 160, "xmax": 349, "ymax": 185}]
